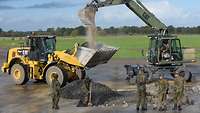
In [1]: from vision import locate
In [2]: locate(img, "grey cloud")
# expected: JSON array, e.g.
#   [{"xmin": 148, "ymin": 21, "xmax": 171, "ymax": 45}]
[
  {"xmin": 26, "ymin": 2, "xmax": 82, "ymax": 9},
  {"xmin": 0, "ymin": 0, "xmax": 9, "ymax": 1},
  {"xmin": 0, "ymin": 1, "xmax": 84, "ymax": 10},
  {"xmin": 0, "ymin": 5, "xmax": 15, "ymax": 9}
]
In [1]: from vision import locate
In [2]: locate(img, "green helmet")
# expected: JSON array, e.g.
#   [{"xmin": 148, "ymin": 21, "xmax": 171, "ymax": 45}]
[
  {"xmin": 85, "ymin": 77, "xmax": 91, "ymax": 83},
  {"xmin": 52, "ymin": 73, "xmax": 58, "ymax": 79}
]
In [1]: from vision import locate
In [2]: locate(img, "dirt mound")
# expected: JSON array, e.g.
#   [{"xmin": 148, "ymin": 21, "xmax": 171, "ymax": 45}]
[{"xmin": 61, "ymin": 80, "xmax": 122, "ymax": 106}]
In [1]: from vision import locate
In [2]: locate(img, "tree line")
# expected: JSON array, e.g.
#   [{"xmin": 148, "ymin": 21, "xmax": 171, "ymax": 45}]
[{"xmin": 0, "ymin": 25, "xmax": 200, "ymax": 37}]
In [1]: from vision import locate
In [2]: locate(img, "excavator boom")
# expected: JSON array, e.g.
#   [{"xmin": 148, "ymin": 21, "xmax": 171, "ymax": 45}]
[{"xmin": 86, "ymin": 0, "xmax": 167, "ymax": 32}]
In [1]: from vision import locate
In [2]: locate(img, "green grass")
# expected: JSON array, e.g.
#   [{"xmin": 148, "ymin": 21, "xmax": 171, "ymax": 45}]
[
  {"xmin": 179, "ymin": 35, "xmax": 200, "ymax": 48},
  {"xmin": 0, "ymin": 35, "xmax": 200, "ymax": 58}
]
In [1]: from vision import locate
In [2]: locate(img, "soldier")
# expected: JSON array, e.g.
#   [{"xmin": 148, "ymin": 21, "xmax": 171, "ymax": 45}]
[
  {"xmin": 50, "ymin": 73, "xmax": 61, "ymax": 110},
  {"xmin": 160, "ymin": 40, "xmax": 170, "ymax": 60},
  {"xmin": 173, "ymin": 72, "xmax": 185, "ymax": 111},
  {"xmin": 136, "ymin": 67, "xmax": 147, "ymax": 111},
  {"xmin": 157, "ymin": 74, "xmax": 169, "ymax": 111},
  {"xmin": 78, "ymin": 77, "xmax": 92, "ymax": 107}
]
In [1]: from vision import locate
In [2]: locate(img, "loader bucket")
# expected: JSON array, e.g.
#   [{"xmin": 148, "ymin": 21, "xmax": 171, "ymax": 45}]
[{"xmin": 76, "ymin": 43, "xmax": 118, "ymax": 68}]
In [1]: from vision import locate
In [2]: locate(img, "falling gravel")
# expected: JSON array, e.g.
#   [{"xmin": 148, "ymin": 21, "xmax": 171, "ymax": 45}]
[{"xmin": 79, "ymin": 5, "xmax": 97, "ymax": 49}]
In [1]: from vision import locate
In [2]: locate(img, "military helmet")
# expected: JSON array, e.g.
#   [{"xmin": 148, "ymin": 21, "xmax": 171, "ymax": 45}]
[
  {"xmin": 179, "ymin": 71, "xmax": 185, "ymax": 77},
  {"xmin": 159, "ymin": 73, "xmax": 164, "ymax": 79},
  {"xmin": 52, "ymin": 73, "xmax": 58, "ymax": 79},
  {"xmin": 159, "ymin": 73, "xmax": 164, "ymax": 77},
  {"xmin": 174, "ymin": 72, "xmax": 179, "ymax": 77},
  {"xmin": 138, "ymin": 65, "xmax": 145, "ymax": 71},
  {"xmin": 84, "ymin": 76, "xmax": 91, "ymax": 83}
]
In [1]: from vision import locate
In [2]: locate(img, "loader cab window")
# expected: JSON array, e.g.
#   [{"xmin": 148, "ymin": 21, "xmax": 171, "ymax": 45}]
[
  {"xmin": 44, "ymin": 38, "xmax": 56, "ymax": 53},
  {"xmin": 28, "ymin": 37, "xmax": 56, "ymax": 61}
]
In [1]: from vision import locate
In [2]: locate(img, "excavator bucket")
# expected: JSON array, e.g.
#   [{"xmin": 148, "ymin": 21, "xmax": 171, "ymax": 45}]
[{"xmin": 76, "ymin": 43, "xmax": 119, "ymax": 68}]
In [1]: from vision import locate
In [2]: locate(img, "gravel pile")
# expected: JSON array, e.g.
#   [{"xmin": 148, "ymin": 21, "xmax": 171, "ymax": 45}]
[{"xmin": 61, "ymin": 80, "xmax": 122, "ymax": 106}]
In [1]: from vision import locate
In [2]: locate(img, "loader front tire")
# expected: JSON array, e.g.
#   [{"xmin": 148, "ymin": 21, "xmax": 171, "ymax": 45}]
[
  {"xmin": 11, "ymin": 64, "xmax": 29, "ymax": 85},
  {"xmin": 46, "ymin": 65, "xmax": 67, "ymax": 87}
]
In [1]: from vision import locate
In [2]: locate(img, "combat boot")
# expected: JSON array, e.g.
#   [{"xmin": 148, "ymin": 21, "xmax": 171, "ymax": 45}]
[
  {"xmin": 163, "ymin": 105, "xmax": 167, "ymax": 111},
  {"xmin": 178, "ymin": 106, "xmax": 182, "ymax": 111},
  {"xmin": 172, "ymin": 104, "xmax": 177, "ymax": 110},
  {"xmin": 159, "ymin": 107, "xmax": 163, "ymax": 111},
  {"xmin": 141, "ymin": 107, "xmax": 147, "ymax": 111},
  {"xmin": 52, "ymin": 106, "xmax": 55, "ymax": 109},
  {"xmin": 54, "ymin": 104, "xmax": 59, "ymax": 110}
]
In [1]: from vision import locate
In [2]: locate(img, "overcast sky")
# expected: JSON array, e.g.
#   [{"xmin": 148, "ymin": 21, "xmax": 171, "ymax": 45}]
[{"xmin": 0, "ymin": 0, "xmax": 199, "ymax": 31}]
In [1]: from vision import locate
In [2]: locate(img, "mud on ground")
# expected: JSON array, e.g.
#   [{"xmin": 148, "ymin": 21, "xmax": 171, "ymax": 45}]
[{"xmin": 0, "ymin": 59, "xmax": 200, "ymax": 113}]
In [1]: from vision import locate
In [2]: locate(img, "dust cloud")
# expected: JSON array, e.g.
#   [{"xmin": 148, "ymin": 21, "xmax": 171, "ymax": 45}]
[{"xmin": 78, "ymin": 6, "xmax": 97, "ymax": 49}]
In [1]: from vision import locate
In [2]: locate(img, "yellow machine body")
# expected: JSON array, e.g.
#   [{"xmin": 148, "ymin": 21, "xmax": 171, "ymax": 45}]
[
  {"xmin": 1, "ymin": 35, "xmax": 117, "ymax": 86},
  {"xmin": 1, "ymin": 47, "xmax": 83, "ymax": 81}
]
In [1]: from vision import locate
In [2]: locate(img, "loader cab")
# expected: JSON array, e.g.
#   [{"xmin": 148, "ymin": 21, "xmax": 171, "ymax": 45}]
[
  {"xmin": 147, "ymin": 35, "xmax": 183, "ymax": 65},
  {"xmin": 26, "ymin": 35, "xmax": 56, "ymax": 61}
]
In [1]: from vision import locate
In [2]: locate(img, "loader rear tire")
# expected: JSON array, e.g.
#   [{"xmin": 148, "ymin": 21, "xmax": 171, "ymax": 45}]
[
  {"xmin": 46, "ymin": 65, "xmax": 68, "ymax": 87},
  {"xmin": 11, "ymin": 64, "xmax": 29, "ymax": 85}
]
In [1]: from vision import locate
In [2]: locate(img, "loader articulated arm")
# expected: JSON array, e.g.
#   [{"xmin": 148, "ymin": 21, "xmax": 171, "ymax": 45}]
[{"xmin": 87, "ymin": 0, "xmax": 167, "ymax": 34}]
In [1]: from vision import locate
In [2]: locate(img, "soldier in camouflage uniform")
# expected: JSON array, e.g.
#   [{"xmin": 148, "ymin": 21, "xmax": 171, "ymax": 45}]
[
  {"xmin": 50, "ymin": 73, "xmax": 61, "ymax": 110},
  {"xmin": 78, "ymin": 77, "xmax": 92, "ymax": 107},
  {"xmin": 157, "ymin": 74, "xmax": 169, "ymax": 111},
  {"xmin": 173, "ymin": 72, "xmax": 185, "ymax": 111},
  {"xmin": 136, "ymin": 67, "xmax": 147, "ymax": 111}
]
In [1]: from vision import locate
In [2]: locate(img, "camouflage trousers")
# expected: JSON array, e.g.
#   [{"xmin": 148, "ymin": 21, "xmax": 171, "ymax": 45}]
[
  {"xmin": 137, "ymin": 90, "xmax": 147, "ymax": 109},
  {"xmin": 173, "ymin": 91, "xmax": 184, "ymax": 107},
  {"xmin": 158, "ymin": 92, "xmax": 167, "ymax": 109},
  {"xmin": 52, "ymin": 94, "xmax": 60, "ymax": 109}
]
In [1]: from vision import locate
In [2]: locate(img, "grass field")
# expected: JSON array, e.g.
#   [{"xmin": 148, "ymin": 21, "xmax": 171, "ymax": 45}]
[{"xmin": 0, "ymin": 35, "xmax": 200, "ymax": 59}]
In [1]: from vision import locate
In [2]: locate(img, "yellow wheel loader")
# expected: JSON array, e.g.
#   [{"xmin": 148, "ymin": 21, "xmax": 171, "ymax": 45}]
[{"xmin": 1, "ymin": 35, "xmax": 118, "ymax": 87}]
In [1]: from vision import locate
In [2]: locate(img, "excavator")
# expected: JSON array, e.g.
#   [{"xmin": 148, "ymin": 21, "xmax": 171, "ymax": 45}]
[{"xmin": 81, "ymin": 0, "xmax": 194, "ymax": 81}]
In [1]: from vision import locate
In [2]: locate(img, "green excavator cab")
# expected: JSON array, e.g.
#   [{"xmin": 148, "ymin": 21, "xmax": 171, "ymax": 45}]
[{"xmin": 147, "ymin": 35, "xmax": 183, "ymax": 66}]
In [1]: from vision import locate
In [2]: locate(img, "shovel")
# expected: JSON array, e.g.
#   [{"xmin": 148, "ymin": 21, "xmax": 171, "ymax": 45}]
[{"xmin": 88, "ymin": 81, "xmax": 93, "ymax": 106}]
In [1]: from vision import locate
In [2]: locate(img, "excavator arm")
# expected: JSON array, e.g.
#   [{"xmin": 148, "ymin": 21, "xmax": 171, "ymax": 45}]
[{"xmin": 85, "ymin": 0, "xmax": 167, "ymax": 34}]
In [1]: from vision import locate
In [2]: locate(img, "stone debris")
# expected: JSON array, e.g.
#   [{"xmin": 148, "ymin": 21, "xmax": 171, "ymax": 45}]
[
  {"xmin": 61, "ymin": 79, "xmax": 200, "ymax": 108},
  {"xmin": 61, "ymin": 80, "xmax": 122, "ymax": 106}
]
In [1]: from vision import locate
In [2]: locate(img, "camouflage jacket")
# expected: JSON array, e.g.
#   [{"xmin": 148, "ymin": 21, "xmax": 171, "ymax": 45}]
[
  {"xmin": 136, "ymin": 72, "xmax": 147, "ymax": 91},
  {"xmin": 50, "ymin": 79, "xmax": 61, "ymax": 96},
  {"xmin": 158, "ymin": 79, "xmax": 169, "ymax": 94},
  {"xmin": 174, "ymin": 76, "xmax": 185, "ymax": 93},
  {"xmin": 81, "ymin": 79, "xmax": 91, "ymax": 94}
]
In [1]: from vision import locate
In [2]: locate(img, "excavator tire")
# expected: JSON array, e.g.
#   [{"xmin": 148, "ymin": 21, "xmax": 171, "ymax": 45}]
[{"xmin": 11, "ymin": 64, "xmax": 29, "ymax": 85}]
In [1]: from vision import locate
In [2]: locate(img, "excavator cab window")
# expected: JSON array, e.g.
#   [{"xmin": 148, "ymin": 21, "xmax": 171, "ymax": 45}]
[
  {"xmin": 148, "ymin": 37, "xmax": 158, "ymax": 64},
  {"xmin": 170, "ymin": 39, "xmax": 183, "ymax": 61},
  {"xmin": 148, "ymin": 36, "xmax": 183, "ymax": 65},
  {"xmin": 159, "ymin": 38, "xmax": 183, "ymax": 62},
  {"xmin": 159, "ymin": 39, "xmax": 170, "ymax": 61}
]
